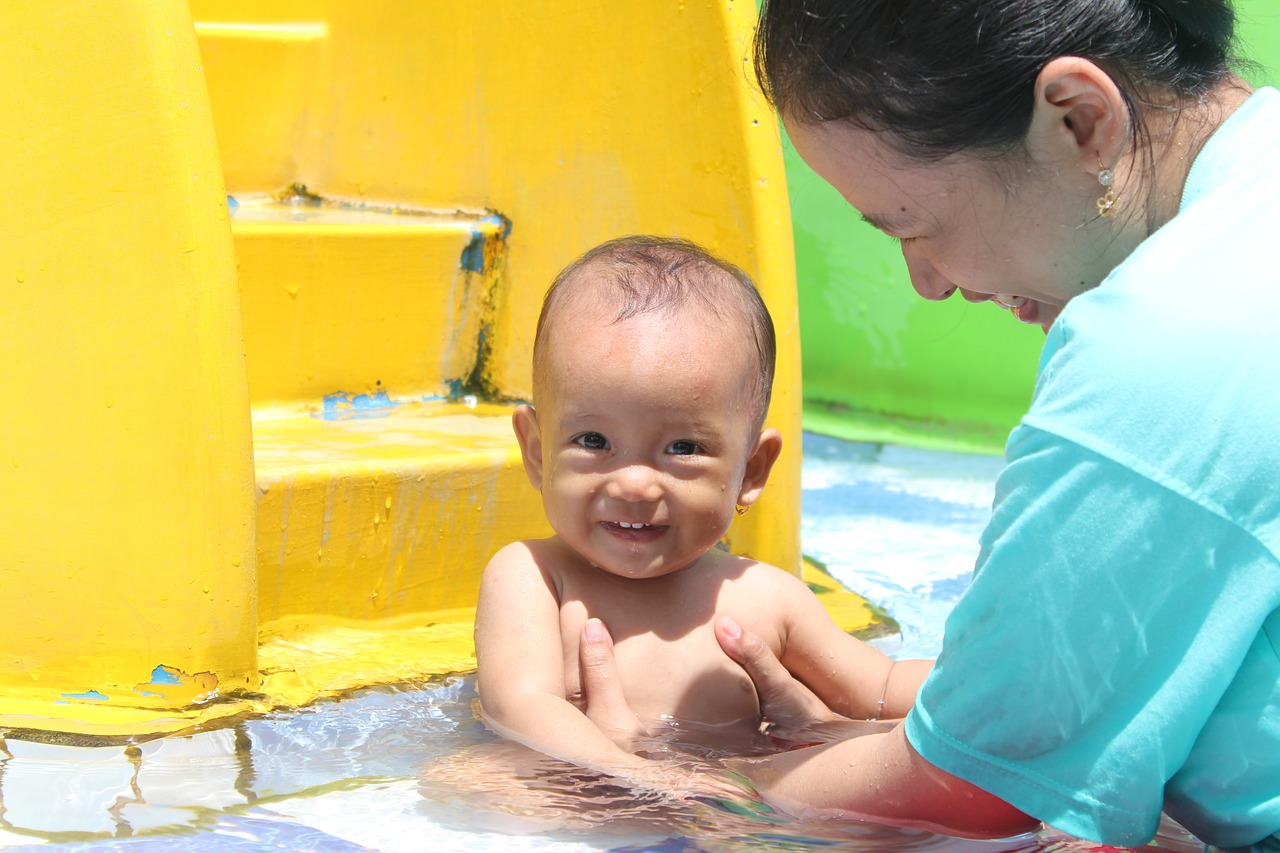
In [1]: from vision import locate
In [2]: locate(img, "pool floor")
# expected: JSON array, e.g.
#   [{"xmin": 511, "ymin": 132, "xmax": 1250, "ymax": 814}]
[{"xmin": 0, "ymin": 436, "xmax": 1204, "ymax": 852}]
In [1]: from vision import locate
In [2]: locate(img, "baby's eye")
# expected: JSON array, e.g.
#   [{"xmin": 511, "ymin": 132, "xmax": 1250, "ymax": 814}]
[
  {"xmin": 573, "ymin": 432, "xmax": 609, "ymax": 451},
  {"xmin": 667, "ymin": 439, "xmax": 703, "ymax": 456}
]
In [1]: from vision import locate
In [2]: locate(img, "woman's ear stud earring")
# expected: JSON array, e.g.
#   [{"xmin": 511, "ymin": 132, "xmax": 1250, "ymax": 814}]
[{"xmin": 1096, "ymin": 157, "xmax": 1118, "ymax": 218}]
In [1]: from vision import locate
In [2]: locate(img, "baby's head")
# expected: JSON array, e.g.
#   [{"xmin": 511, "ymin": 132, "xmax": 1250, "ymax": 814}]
[
  {"xmin": 515, "ymin": 236, "xmax": 781, "ymax": 579},
  {"xmin": 532, "ymin": 235, "xmax": 776, "ymax": 432}
]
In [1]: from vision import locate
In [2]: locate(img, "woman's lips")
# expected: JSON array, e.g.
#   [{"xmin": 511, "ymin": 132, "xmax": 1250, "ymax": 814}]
[
  {"xmin": 1014, "ymin": 299, "xmax": 1062, "ymax": 332},
  {"xmin": 993, "ymin": 294, "xmax": 1055, "ymax": 332},
  {"xmin": 1012, "ymin": 299, "xmax": 1036, "ymax": 325}
]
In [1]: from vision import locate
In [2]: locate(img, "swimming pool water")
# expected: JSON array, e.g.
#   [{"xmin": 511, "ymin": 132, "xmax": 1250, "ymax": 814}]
[{"xmin": 0, "ymin": 436, "xmax": 1204, "ymax": 852}]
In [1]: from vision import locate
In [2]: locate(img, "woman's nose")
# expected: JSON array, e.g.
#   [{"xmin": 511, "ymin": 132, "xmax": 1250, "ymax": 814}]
[
  {"xmin": 902, "ymin": 246, "xmax": 956, "ymax": 302},
  {"xmin": 605, "ymin": 465, "xmax": 663, "ymax": 502}
]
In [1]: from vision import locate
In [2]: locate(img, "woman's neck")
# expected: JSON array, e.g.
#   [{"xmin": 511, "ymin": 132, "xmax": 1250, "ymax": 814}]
[{"xmin": 1139, "ymin": 77, "xmax": 1254, "ymax": 236}]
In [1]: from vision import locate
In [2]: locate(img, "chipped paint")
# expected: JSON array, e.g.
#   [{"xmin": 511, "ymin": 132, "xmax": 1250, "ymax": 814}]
[
  {"xmin": 459, "ymin": 213, "xmax": 513, "ymax": 273},
  {"xmin": 132, "ymin": 666, "xmax": 219, "ymax": 705},
  {"xmin": 319, "ymin": 388, "xmax": 399, "ymax": 421},
  {"xmin": 59, "ymin": 690, "xmax": 109, "ymax": 703}
]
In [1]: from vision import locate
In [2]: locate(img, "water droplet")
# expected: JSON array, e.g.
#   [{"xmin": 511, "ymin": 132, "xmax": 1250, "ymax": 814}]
[
  {"xmin": 285, "ymin": 283, "xmax": 300, "ymax": 298},
  {"xmin": 15, "ymin": 269, "xmax": 25, "ymax": 283}
]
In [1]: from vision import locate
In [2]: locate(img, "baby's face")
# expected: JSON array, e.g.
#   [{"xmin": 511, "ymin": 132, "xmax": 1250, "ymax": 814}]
[{"xmin": 525, "ymin": 304, "xmax": 764, "ymax": 580}]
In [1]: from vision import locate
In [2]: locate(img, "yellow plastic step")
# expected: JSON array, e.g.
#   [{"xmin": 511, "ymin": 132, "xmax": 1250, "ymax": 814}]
[
  {"xmin": 234, "ymin": 193, "xmax": 530, "ymax": 629},
  {"xmin": 232, "ymin": 194, "xmax": 510, "ymax": 405},
  {"xmin": 194, "ymin": 21, "xmax": 329, "ymax": 195},
  {"xmin": 252, "ymin": 400, "xmax": 549, "ymax": 627}
]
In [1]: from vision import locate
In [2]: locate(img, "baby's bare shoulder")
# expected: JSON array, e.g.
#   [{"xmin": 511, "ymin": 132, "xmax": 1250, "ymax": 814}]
[
  {"xmin": 486, "ymin": 537, "xmax": 570, "ymax": 572},
  {"xmin": 716, "ymin": 557, "xmax": 819, "ymax": 627},
  {"xmin": 719, "ymin": 554, "xmax": 811, "ymax": 593},
  {"xmin": 481, "ymin": 538, "xmax": 579, "ymax": 601}
]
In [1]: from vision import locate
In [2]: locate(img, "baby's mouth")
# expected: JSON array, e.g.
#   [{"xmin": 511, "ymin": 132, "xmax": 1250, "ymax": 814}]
[{"xmin": 603, "ymin": 521, "xmax": 667, "ymax": 540}]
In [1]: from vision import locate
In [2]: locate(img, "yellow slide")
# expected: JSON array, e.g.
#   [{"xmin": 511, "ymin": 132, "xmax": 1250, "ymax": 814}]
[{"xmin": 1, "ymin": 0, "xmax": 879, "ymax": 738}]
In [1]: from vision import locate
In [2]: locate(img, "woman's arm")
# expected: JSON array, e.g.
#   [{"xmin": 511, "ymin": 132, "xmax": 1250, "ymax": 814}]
[
  {"xmin": 732, "ymin": 724, "xmax": 1038, "ymax": 838},
  {"xmin": 716, "ymin": 619, "xmax": 1037, "ymax": 837},
  {"xmin": 578, "ymin": 614, "xmax": 1034, "ymax": 835}
]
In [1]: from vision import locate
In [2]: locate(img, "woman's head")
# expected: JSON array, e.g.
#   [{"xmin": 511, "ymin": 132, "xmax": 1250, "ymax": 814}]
[
  {"xmin": 757, "ymin": 0, "xmax": 1244, "ymax": 327},
  {"xmin": 755, "ymin": 0, "xmax": 1236, "ymax": 162}
]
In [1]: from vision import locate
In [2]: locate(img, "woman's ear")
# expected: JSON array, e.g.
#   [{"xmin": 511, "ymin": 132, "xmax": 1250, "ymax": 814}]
[
  {"xmin": 1028, "ymin": 57, "xmax": 1130, "ymax": 173},
  {"xmin": 512, "ymin": 404, "xmax": 544, "ymax": 491},
  {"xmin": 736, "ymin": 428, "xmax": 784, "ymax": 508}
]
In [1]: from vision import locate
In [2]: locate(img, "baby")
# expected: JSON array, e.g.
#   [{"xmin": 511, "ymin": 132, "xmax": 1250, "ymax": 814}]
[{"xmin": 474, "ymin": 236, "xmax": 927, "ymax": 792}]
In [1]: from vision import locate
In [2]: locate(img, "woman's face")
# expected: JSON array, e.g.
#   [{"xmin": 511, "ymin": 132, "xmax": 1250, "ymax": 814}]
[{"xmin": 786, "ymin": 118, "xmax": 1116, "ymax": 332}]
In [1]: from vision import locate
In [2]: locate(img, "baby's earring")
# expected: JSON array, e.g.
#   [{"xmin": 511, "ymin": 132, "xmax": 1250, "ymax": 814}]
[
  {"xmin": 735, "ymin": 505, "xmax": 749, "ymax": 517},
  {"xmin": 1096, "ymin": 156, "xmax": 1118, "ymax": 218}
]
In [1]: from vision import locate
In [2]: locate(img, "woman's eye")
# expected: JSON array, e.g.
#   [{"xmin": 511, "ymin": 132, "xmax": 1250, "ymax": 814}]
[
  {"xmin": 573, "ymin": 432, "xmax": 609, "ymax": 450},
  {"xmin": 667, "ymin": 439, "xmax": 702, "ymax": 456}
]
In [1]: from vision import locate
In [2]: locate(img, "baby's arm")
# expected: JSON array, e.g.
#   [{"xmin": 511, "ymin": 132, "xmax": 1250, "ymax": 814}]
[
  {"xmin": 766, "ymin": 569, "xmax": 930, "ymax": 720},
  {"xmin": 474, "ymin": 542, "xmax": 659, "ymax": 786}
]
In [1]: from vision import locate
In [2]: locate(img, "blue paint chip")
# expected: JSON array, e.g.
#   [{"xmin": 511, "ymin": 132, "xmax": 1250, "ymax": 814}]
[
  {"xmin": 459, "ymin": 230, "xmax": 488, "ymax": 273},
  {"xmin": 480, "ymin": 212, "xmax": 512, "ymax": 238},
  {"xmin": 460, "ymin": 213, "xmax": 512, "ymax": 273},
  {"xmin": 61, "ymin": 690, "xmax": 108, "ymax": 702},
  {"xmin": 318, "ymin": 389, "xmax": 399, "ymax": 421},
  {"xmin": 149, "ymin": 665, "xmax": 183, "ymax": 685}
]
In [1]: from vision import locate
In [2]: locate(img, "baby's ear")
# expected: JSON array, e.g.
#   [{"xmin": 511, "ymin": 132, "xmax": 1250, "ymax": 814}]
[
  {"xmin": 736, "ymin": 428, "xmax": 783, "ymax": 508},
  {"xmin": 512, "ymin": 404, "xmax": 544, "ymax": 491}
]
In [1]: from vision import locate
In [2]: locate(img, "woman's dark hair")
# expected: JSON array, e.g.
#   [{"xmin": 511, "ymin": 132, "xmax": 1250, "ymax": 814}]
[{"xmin": 755, "ymin": 0, "xmax": 1237, "ymax": 161}]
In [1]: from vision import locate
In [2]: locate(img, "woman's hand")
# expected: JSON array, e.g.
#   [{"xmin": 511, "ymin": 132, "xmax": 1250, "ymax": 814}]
[
  {"xmin": 577, "ymin": 617, "xmax": 650, "ymax": 745},
  {"xmin": 714, "ymin": 616, "xmax": 848, "ymax": 733}
]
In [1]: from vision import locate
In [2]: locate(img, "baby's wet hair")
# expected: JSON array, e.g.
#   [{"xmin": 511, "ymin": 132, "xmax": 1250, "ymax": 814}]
[{"xmin": 533, "ymin": 235, "xmax": 776, "ymax": 430}]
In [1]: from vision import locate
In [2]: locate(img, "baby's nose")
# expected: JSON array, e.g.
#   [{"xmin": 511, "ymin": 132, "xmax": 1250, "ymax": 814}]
[{"xmin": 606, "ymin": 465, "xmax": 663, "ymax": 502}]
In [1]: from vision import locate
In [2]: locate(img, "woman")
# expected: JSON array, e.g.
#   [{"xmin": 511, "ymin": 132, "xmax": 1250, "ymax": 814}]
[{"xmin": 578, "ymin": 0, "xmax": 1280, "ymax": 849}]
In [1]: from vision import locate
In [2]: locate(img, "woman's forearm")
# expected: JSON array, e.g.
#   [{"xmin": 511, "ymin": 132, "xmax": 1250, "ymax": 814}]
[{"xmin": 734, "ymin": 725, "xmax": 1038, "ymax": 839}]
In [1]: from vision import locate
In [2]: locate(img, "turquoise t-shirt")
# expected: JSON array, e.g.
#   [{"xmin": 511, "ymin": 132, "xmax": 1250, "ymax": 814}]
[{"xmin": 905, "ymin": 87, "xmax": 1280, "ymax": 852}]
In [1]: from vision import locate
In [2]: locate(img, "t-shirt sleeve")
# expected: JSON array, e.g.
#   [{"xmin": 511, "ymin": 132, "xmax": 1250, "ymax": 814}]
[{"xmin": 905, "ymin": 424, "xmax": 1279, "ymax": 847}]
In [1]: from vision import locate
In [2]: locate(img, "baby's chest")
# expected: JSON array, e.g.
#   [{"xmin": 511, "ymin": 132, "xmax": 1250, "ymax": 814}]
[{"xmin": 561, "ymin": 617, "xmax": 761, "ymax": 728}]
